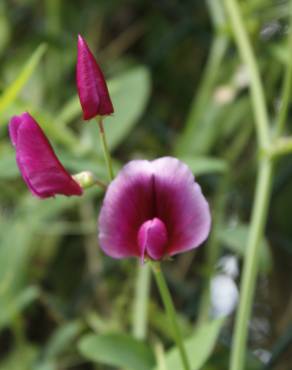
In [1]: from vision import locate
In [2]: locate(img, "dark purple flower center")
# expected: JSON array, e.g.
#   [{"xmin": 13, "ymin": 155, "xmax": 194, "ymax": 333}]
[{"xmin": 137, "ymin": 217, "xmax": 168, "ymax": 262}]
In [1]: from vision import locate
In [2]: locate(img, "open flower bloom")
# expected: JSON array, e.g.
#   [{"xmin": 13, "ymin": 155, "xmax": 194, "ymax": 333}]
[
  {"xmin": 98, "ymin": 157, "xmax": 211, "ymax": 261},
  {"xmin": 76, "ymin": 35, "xmax": 114, "ymax": 120},
  {"xmin": 9, "ymin": 112, "xmax": 83, "ymax": 198}
]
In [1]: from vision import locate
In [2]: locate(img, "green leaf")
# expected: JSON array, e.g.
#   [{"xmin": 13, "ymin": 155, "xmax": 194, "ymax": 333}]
[
  {"xmin": 106, "ymin": 66, "xmax": 151, "ymax": 149},
  {"xmin": 0, "ymin": 43, "xmax": 47, "ymax": 115},
  {"xmin": 218, "ymin": 224, "xmax": 272, "ymax": 273},
  {"xmin": 44, "ymin": 321, "xmax": 84, "ymax": 359},
  {"xmin": 176, "ymin": 102, "xmax": 224, "ymax": 156},
  {"xmin": 179, "ymin": 156, "xmax": 228, "ymax": 176},
  {"xmin": 78, "ymin": 333, "xmax": 155, "ymax": 370},
  {"xmin": 0, "ymin": 221, "xmax": 35, "ymax": 295},
  {"xmin": 0, "ymin": 151, "xmax": 18, "ymax": 179},
  {"xmin": 155, "ymin": 319, "xmax": 224, "ymax": 370},
  {"xmin": 0, "ymin": 344, "xmax": 37, "ymax": 370},
  {"xmin": 0, "ymin": 286, "xmax": 39, "ymax": 329}
]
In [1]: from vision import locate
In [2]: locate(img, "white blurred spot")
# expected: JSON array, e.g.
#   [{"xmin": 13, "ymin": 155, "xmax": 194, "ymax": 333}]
[
  {"xmin": 233, "ymin": 65, "xmax": 250, "ymax": 89},
  {"xmin": 260, "ymin": 21, "xmax": 281, "ymax": 40},
  {"xmin": 253, "ymin": 349, "xmax": 271, "ymax": 364},
  {"xmin": 210, "ymin": 274, "xmax": 238, "ymax": 318},
  {"xmin": 217, "ymin": 255, "xmax": 239, "ymax": 278},
  {"xmin": 213, "ymin": 85, "xmax": 236, "ymax": 105}
]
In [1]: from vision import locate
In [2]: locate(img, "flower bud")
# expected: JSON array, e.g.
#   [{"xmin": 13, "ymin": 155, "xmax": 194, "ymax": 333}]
[{"xmin": 76, "ymin": 35, "xmax": 114, "ymax": 120}]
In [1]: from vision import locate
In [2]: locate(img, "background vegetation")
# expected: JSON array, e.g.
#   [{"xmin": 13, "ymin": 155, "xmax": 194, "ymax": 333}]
[{"xmin": 0, "ymin": 0, "xmax": 291, "ymax": 369}]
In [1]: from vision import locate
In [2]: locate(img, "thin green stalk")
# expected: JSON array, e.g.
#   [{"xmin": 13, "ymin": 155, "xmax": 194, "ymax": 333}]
[
  {"xmin": 224, "ymin": 0, "xmax": 270, "ymax": 149},
  {"xmin": 132, "ymin": 263, "xmax": 151, "ymax": 340},
  {"xmin": 223, "ymin": 1, "xmax": 274, "ymax": 369},
  {"xmin": 150, "ymin": 262, "xmax": 190, "ymax": 370},
  {"xmin": 275, "ymin": 3, "xmax": 292, "ymax": 136},
  {"xmin": 230, "ymin": 159, "xmax": 273, "ymax": 370},
  {"xmin": 96, "ymin": 117, "xmax": 114, "ymax": 181}
]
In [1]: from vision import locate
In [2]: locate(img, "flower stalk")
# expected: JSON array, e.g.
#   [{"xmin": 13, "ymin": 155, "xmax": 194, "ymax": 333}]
[
  {"xmin": 230, "ymin": 159, "xmax": 272, "ymax": 370},
  {"xmin": 132, "ymin": 263, "xmax": 151, "ymax": 339},
  {"xmin": 97, "ymin": 117, "xmax": 114, "ymax": 181},
  {"xmin": 223, "ymin": 0, "xmax": 270, "ymax": 151},
  {"xmin": 223, "ymin": 0, "xmax": 292, "ymax": 369},
  {"xmin": 150, "ymin": 261, "xmax": 191, "ymax": 370}
]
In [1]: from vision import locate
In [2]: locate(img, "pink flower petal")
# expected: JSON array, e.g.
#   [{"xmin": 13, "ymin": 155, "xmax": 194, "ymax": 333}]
[
  {"xmin": 76, "ymin": 35, "xmax": 114, "ymax": 120},
  {"xmin": 9, "ymin": 113, "xmax": 83, "ymax": 198},
  {"xmin": 98, "ymin": 157, "xmax": 211, "ymax": 260},
  {"xmin": 138, "ymin": 218, "xmax": 168, "ymax": 262},
  {"xmin": 98, "ymin": 160, "xmax": 154, "ymax": 258},
  {"xmin": 151, "ymin": 157, "xmax": 211, "ymax": 256}
]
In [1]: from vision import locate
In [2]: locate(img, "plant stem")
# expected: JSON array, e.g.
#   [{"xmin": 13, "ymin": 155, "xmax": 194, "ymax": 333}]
[
  {"xmin": 132, "ymin": 262, "xmax": 151, "ymax": 339},
  {"xmin": 96, "ymin": 117, "xmax": 114, "ymax": 181},
  {"xmin": 230, "ymin": 159, "xmax": 273, "ymax": 370},
  {"xmin": 223, "ymin": 1, "xmax": 275, "ymax": 369},
  {"xmin": 275, "ymin": 2, "xmax": 292, "ymax": 136},
  {"xmin": 224, "ymin": 0, "xmax": 270, "ymax": 150},
  {"xmin": 150, "ymin": 262, "xmax": 191, "ymax": 370}
]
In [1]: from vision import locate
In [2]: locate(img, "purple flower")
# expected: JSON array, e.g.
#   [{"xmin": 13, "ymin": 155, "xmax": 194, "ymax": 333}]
[
  {"xmin": 9, "ymin": 112, "xmax": 83, "ymax": 198},
  {"xmin": 98, "ymin": 157, "xmax": 211, "ymax": 261},
  {"xmin": 76, "ymin": 35, "xmax": 114, "ymax": 120}
]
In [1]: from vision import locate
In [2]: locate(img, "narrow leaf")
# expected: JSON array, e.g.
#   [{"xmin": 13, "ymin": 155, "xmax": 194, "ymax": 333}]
[{"xmin": 0, "ymin": 43, "xmax": 47, "ymax": 115}]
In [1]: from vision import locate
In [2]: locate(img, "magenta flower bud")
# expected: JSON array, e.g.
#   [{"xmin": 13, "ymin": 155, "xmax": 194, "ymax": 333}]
[
  {"xmin": 9, "ymin": 112, "xmax": 83, "ymax": 198},
  {"xmin": 76, "ymin": 35, "xmax": 114, "ymax": 120},
  {"xmin": 98, "ymin": 157, "xmax": 211, "ymax": 261}
]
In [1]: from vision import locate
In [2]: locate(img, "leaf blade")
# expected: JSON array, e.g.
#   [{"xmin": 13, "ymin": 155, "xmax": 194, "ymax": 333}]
[{"xmin": 0, "ymin": 43, "xmax": 47, "ymax": 116}]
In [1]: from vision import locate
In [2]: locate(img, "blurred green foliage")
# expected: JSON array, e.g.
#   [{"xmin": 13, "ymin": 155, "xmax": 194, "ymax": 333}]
[{"xmin": 0, "ymin": 0, "xmax": 292, "ymax": 369}]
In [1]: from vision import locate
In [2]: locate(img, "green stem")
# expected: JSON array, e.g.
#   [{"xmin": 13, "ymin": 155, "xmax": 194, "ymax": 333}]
[
  {"xmin": 150, "ymin": 262, "xmax": 191, "ymax": 370},
  {"xmin": 275, "ymin": 1, "xmax": 292, "ymax": 137},
  {"xmin": 96, "ymin": 117, "xmax": 114, "ymax": 181},
  {"xmin": 223, "ymin": 1, "xmax": 275, "ymax": 369},
  {"xmin": 132, "ymin": 262, "xmax": 151, "ymax": 339},
  {"xmin": 230, "ymin": 159, "xmax": 273, "ymax": 370},
  {"xmin": 224, "ymin": 0, "xmax": 270, "ymax": 150}
]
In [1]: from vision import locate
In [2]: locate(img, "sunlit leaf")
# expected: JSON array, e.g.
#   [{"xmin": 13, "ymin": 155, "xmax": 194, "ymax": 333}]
[
  {"xmin": 0, "ymin": 43, "xmax": 47, "ymax": 116},
  {"xmin": 154, "ymin": 319, "xmax": 224, "ymax": 370},
  {"xmin": 78, "ymin": 333, "xmax": 155, "ymax": 370}
]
